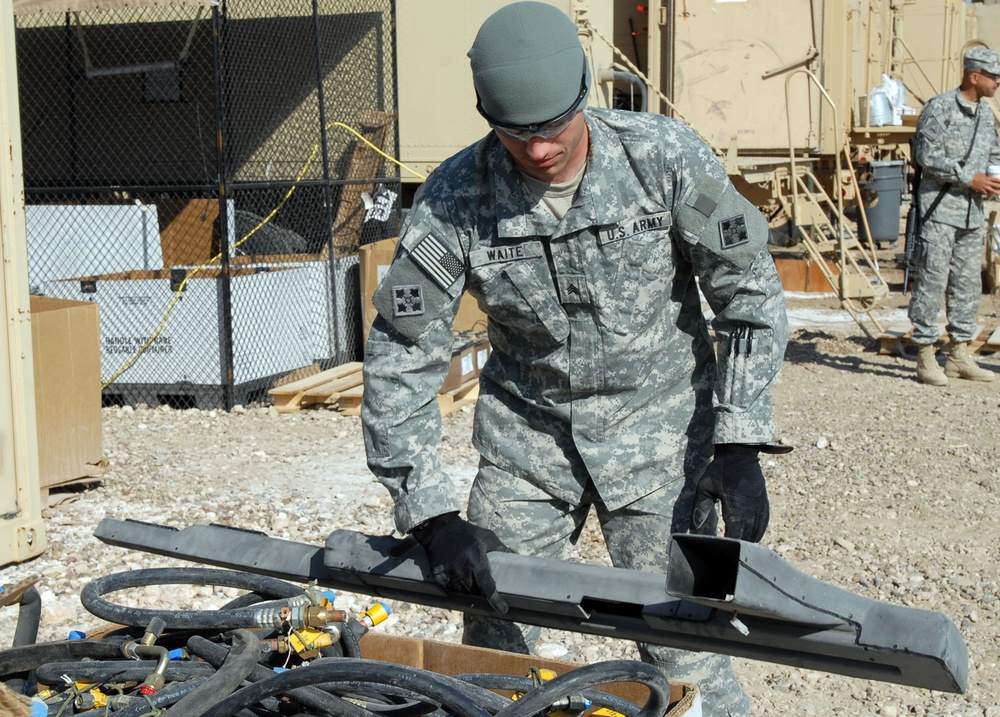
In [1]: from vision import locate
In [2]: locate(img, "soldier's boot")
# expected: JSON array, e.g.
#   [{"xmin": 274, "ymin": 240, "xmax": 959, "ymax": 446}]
[
  {"xmin": 915, "ymin": 344, "xmax": 948, "ymax": 386},
  {"xmin": 944, "ymin": 342, "xmax": 994, "ymax": 382}
]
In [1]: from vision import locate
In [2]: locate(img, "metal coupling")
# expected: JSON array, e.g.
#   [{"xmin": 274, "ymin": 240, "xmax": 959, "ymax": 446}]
[
  {"xmin": 253, "ymin": 594, "xmax": 312, "ymax": 628},
  {"xmin": 74, "ymin": 688, "xmax": 109, "ymax": 710},
  {"xmin": 549, "ymin": 693, "xmax": 592, "ymax": 714},
  {"xmin": 140, "ymin": 670, "xmax": 165, "ymax": 694},
  {"xmin": 359, "ymin": 602, "xmax": 391, "ymax": 628},
  {"xmin": 260, "ymin": 638, "xmax": 289, "ymax": 654},
  {"xmin": 287, "ymin": 623, "xmax": 342, "ymax": 656},
  {"xmin": 262, "ymin": 602, "xmax": 346, "ymax": 630},
  {"xmin": 140, "ymin": 616, "xmax": 166, "ymax": 646}
]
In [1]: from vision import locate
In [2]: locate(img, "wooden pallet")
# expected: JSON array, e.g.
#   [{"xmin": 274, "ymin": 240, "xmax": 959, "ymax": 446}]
[
  {"xmin": 437, "ymin": 378, "xmax": 480, "ymax": 416},
  {"xmin": 878, "ymin": 324, "xmax": 1000, "ymax": 357},
  {"xmin": 268, "ymin": 362, "xmax": 364, "ymax": 413},
  {"xmin": 269, "ymin": 362, "xmax": 480, "ymax": 416}
]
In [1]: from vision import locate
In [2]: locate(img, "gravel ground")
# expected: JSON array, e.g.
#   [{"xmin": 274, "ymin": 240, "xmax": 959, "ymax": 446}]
[{"xmin": 2, "ymin": 285, "xmax": 999, "ymax": 716}]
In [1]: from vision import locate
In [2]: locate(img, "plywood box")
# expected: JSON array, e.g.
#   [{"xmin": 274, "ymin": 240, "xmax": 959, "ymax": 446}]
[
  {"xmin": 30, "ymin": 296, "xmax": 104, "ymax": 489},
  {"xmin": 158, "ymin": 197, "xmax": 222, "ymax": 267},
  {"xmin": 774, "ymin": 257, "xmax": 837, "ymax": 293},
  {"xmin": 360, "ymin": 632, "xmax": 700, "ymax": 717},
  {"xmin": 359, "ymin": 237, "xmax": 487, "ymax": 350}
]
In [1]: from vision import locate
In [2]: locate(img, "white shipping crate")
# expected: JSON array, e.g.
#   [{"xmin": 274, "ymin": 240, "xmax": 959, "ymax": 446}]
[
  {"xmin": 43, "ymin": 264, "xmax": 315, "ymax": 386},
  {"xmin": 26, "ymin": 204, "xmax": 163, "ymax": 290}
]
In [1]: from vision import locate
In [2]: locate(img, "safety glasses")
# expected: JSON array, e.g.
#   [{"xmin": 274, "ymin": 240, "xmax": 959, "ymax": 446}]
[{"xmin": 476, "ymin": 57, "xmax": 588, "ymax": 142}]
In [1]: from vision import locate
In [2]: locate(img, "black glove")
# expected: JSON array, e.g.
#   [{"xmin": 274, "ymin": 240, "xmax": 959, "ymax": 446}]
[
  {"xmin": 411, "ymin": 512, "xmax": 510, "ymax": 614},
  {"xmin": 691, "ymin": 444, "xmax": 770, "ymax": 543}
]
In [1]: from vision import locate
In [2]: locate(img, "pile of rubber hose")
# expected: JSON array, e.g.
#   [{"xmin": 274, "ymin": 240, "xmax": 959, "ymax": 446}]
[{"xmin": 0, "ymin": 567, "xmax": 678, "ymax": 717}]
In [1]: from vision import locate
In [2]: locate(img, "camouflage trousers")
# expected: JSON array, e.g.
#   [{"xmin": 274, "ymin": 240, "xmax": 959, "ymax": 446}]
[
  {"xmin": 463, "ymin": 458, "xmax": 752, "ymax": 717},
  {"xmin": 908, "ymin": 219, "xmax": 985, "ymax": 345}
]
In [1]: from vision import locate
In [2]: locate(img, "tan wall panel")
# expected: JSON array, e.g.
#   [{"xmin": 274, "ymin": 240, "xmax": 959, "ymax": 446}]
[
  {"xmin": 896, "ymin": 0, "xmax": 969, "ymax": 113},
  {"xmin": 670, "ymin": 0, "xmax": 820, "ymax": 153}
]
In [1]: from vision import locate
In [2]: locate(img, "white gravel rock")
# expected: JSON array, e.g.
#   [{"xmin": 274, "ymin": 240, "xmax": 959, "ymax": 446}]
[{"xmin": 0, "ymin": 326, "xmax": 998, "ymax": 716}]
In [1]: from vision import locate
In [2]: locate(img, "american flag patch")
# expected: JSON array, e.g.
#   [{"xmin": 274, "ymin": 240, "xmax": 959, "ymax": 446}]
[{"xmin": 410, "ymin": 234, "xmax": 464, "ymax": 289}]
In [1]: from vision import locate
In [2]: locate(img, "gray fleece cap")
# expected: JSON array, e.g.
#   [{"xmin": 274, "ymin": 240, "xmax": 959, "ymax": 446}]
[
  {"xmin": 964, "ymin": 47, "xmax": 1000, "ymax": 75},
  {"xmin": 468, "ymin": 1, "xmax": 590, "ymax": 127}
]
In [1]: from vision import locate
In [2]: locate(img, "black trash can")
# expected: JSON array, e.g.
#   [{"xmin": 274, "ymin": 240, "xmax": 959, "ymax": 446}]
[{"xmin": 859, "ymin": 160, "xmax": 907, "ymax": 246}]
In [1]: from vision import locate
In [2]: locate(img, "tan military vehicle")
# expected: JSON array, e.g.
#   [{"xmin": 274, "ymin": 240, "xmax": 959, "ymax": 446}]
[{"xmin": 397, "ymin": 0, "xmax": 994, "ymax": 338}]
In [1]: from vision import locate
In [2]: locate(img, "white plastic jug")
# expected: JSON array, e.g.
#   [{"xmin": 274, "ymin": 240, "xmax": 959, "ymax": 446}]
[{"xmin": 869, "ymin": 90, "xmax": 892, "ymax": 127}]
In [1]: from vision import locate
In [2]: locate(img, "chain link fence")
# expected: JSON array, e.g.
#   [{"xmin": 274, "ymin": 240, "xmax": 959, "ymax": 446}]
[{"xmin": 15, "ymin": 0, "xmax": 399, "ymax": 409}]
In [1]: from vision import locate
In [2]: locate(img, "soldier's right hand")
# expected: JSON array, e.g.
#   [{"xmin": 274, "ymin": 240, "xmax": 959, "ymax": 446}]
[
  {"xmin": 971, "ymin": 173, "xmax": 1000, "ymax": 197},
  {"xmin": 411, "ymin": 512, "xmax": 510, "ymax": 614}
]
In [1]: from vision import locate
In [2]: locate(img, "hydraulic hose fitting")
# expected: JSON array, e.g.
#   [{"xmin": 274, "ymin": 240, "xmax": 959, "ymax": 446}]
[
  {"xmin": 74, "ymin": 688, "xmax": 109, "ymax": 710},
  {"xmin": 303, "ymin": 583, "xmax": 336, "ymax": 607},
  {"xmin": 261, "ymin": 638, "xmax": 289, "ymax": 655},
  {"xmin": 549, "ymin": 693, "xmax": 593, "ymax": 716},
  {"xmin": 140, "ymin": 616, "xmax": 166, "ymax": 646},
  {"xmin": 124, "ymin": 642, "xmax": 171, "ymax": 694},
  {"xmin": 514, "ymin": 668, "xmax": 596, "ymax": 717},
  {"xmin": 271, "ymin": 602, "xmax": 346, "ymax": 631},
  {"xmin": 359, "ymin": 602, "xmax": 391, "ymax": 629},
  {"xmin": 108, "ymin": 694, "xmax": 135, "ymax": 710},
  {"xmin": 253, "ymin": 593, "xmax": 312, "ymax": 628},
  {"xmin": 308, "ymin": 604, "xmax": 347, "ymax": 626},
  {"xmin": 288, "ymin": 623, "xmax": 341, "ymax": 657}
]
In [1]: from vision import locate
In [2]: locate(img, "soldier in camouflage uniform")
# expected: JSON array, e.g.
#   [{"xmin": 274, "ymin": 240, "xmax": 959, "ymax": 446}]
[
  {"xmin": 361, "ymin": 3, "xmax": 789, "ymax": 715},
  {"xmin": 909, "ymin": 47, "xmax": 1000, "ymax": 385}
]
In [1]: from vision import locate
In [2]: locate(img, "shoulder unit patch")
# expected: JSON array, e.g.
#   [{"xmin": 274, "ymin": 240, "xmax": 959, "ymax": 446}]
[
  {"xmin": 719, "ymin": 214, "xmax": 750, "ymax": 249},
  {"xmin": 392, "ymin": 285, "xmax": 425, "ymax": 317}
]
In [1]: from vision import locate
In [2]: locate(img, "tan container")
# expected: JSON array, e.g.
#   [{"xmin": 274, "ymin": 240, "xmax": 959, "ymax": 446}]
[{"xmin": 1, "ymin": 0, "xmax": 47, "ymax": 566}]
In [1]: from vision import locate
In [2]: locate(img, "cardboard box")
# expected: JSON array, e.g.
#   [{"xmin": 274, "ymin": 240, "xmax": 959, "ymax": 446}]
[
  {"xmin": 30, "ymin": 296, "xmax": 104, "ymax": 489},
  {"xmin": 359, "ymin": 237, "xmax": 487, "ymax": 349},
  {"xmin": 473, "ymin": 337, "xmax": 491, "ymax": 373},
  {"xmin": 360, "ymin": 632, "xmax": 700, "ymax": 717},
  {"xmin": 441, "ymin": 338, "xmax": 477, "ymax": 393}
]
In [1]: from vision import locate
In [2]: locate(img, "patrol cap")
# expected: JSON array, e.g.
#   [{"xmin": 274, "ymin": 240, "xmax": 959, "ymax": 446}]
[
  {"xmin": 468, "ymin": 1, "xmax": 590, "ymax": 128},
  {"xmin": 964, "ymin": 47, "xmax": 1000, "ymax": 75}
]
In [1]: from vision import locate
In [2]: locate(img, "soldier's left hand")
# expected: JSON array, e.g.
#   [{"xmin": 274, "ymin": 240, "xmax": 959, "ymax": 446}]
[{"xmin": 691, "ymin": 444, "xmax": 769, "ymax": 542}]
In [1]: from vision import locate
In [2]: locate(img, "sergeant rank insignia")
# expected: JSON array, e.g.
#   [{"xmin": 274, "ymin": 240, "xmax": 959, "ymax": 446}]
[
  {"xmin": 393, "ymin": 285, "xmax": 425, "ymax": 316},
  {"xmin": 719, "ymin": 214, "xmax": 749, "ymax": 248}
]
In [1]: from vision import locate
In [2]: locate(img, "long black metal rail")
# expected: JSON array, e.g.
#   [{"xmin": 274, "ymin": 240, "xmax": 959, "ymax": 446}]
[{"xmin": 94, "ymin": 519, "xmax": 968, "ymax": 694}]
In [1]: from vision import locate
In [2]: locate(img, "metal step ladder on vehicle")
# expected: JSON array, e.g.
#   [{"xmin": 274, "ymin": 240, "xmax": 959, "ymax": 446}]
[{"xmin": 769, "ymin": 69, "xmax": 891, "ymax": 340}]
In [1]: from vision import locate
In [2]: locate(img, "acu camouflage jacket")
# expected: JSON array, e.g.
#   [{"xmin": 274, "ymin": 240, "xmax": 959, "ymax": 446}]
[
  {"xmin": 361, "ymin": 108, "xmax": 789, "ymax": 534},
  {"xmin": 914, "ymin": 88, "xmax": 1000, "ymax": 229}
]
